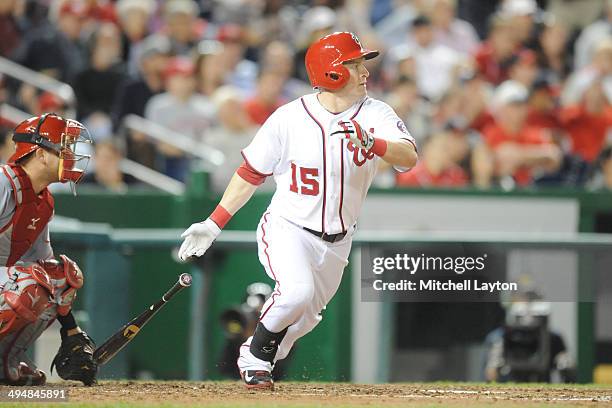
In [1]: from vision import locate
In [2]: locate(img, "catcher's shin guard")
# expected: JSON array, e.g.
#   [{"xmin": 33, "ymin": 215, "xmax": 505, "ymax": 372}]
[{"xmin": 0, "ymin": 318, "xmax": 54, "ymax": 385}]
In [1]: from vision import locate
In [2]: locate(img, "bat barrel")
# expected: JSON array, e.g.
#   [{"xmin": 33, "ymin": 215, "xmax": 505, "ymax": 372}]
[{"xmin": 93, "ymin": 274, "xmax": 192, "ymax": 365}]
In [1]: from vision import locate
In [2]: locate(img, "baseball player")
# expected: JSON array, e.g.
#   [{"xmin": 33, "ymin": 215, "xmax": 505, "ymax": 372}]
[
  {"xmin": 179, "ymin": 32, "xmax": 418, "ymax": 390},
  {"xmin": 0, "ymin": 113, "xmax": 97, "ymax": 385}
]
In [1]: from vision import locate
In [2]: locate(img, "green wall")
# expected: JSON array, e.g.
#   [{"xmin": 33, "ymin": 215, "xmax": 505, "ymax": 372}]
[{"xmin": 51, "ymin": 184, "xmax": 612, "ymax": 381}]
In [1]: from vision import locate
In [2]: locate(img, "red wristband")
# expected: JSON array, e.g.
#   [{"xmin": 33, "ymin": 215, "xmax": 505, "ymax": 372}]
[
  {"xmin": 210, "ymin": 205, "xmax": 232, "ymax": 229},
  {"xmin": 370, "ymin": 138, "xmax": 387, "ymax": 157}
]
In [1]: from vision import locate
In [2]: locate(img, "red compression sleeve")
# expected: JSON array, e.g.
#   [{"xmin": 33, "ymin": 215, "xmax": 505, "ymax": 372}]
[
  {"xmin": 370, "ymin": 138, "xmax": 388, "ymax": 157},
  {"xmin": 237, "ymin": 160, "xmax": 267, "ymax": 185},
  {"xmin": 210, "ymin": 205, "xmax": 232, "ymax": 229}
]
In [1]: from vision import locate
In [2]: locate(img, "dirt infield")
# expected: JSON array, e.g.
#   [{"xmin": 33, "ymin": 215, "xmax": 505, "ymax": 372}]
[{"xmin": 4, "ymin": 381, "xmax": 609, "ymax": 407}]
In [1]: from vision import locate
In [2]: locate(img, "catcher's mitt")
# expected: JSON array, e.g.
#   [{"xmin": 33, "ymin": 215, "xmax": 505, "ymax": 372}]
[{"xmin": 51, "ymin": 330, "xmax": 98, "ymax": 386}]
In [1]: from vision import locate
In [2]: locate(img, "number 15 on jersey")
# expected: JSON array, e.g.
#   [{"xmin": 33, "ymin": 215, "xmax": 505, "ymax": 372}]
[{"xmin": 289, "ymin": 163, "xmax": 319, "ymax": 196}]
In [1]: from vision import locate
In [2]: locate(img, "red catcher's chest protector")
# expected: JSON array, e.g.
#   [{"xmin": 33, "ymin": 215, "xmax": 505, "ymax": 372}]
[{"xmin": 0, "ymin": 164, "xmax": 54, "ymax": 266}]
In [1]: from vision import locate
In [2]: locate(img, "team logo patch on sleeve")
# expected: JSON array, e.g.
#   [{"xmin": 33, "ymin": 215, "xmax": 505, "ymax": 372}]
[{"xmin": 397, "ymin": 120, "xmax": 409, "ymax": 134}]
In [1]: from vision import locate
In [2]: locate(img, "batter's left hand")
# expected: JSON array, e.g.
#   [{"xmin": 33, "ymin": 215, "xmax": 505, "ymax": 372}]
[
  {"xmin": 178, "ymin": 219, "xmax": 221, "ymax": 261},
  {"xmin": 331, "ymin": 119, "xmax": 374, "ymax": 150}
]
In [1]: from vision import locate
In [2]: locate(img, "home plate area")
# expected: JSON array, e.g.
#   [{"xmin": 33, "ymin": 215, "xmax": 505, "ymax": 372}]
[{"xmin": 13, "ymin": 381, "xmax": 610, "ymax": 407}]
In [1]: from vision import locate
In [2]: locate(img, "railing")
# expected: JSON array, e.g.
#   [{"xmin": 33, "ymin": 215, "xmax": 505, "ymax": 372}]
[
  {"xmin": 122, "ymin": 114, "xmax": 225, "ymax": 169},
  {"xmin": 0, "ymin": 56, "xmax": 76, "ymax": 118},
  {"xmin": 0, "ymin": 103, "xmax": 31, "ymax": 125},
  {"xmin": 0, "ymin": 104, "xmax": 185, "ymax": 195},
  {"xmin": 119, "ymin": 158, "xmax": 184, "ymax": 195}
]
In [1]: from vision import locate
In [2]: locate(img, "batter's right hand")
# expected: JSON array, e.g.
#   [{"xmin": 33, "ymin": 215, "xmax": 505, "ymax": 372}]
[{"xmin": 178, "ymin": 219, "xmax": 222, "ymax": 261}]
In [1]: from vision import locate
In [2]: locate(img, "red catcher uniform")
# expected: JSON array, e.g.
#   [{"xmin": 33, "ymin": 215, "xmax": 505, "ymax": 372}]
[
  {"xmin": 0, "ymin": 163, "xmax": 54, "ymax": 266},
  {"xmin": 0, "ymin": 114, "xmax": 90, "ymax": 385}
]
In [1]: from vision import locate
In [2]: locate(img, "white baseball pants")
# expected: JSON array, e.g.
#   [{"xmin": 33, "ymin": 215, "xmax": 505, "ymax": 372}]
[{"xmin": 238, "ymin": 211, "xmax": 353, "ymax": 372}]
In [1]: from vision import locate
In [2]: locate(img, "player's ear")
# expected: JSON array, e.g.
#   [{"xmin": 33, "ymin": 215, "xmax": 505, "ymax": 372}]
[
  {"xmin": 34, "ymin": 147, "xmax": 46, "ymax": 163},
  {"xmin": 38, "ymin": 148, "xmax": 55, "ymax": 168}
]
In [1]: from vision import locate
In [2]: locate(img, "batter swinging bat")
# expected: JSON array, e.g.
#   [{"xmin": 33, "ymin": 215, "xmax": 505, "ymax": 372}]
[{"xmin": 93, "ymin": 273, "xmax": 193, "ymax": 365}]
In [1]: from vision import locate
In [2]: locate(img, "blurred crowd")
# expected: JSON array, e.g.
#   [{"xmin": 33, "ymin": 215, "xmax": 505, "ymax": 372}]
[{"xmin": 0, "ymin": 0, "xmax": 611, "ymax": 192}]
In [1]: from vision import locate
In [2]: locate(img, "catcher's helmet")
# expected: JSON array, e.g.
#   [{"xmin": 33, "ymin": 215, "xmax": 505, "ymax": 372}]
[
  {"xmin": 9, "ymin": 113, "xmax": 92, "ymax": 185},
  {"xmin": 305, "ymin": 32, "xmax": 379, "ymax": 91}
]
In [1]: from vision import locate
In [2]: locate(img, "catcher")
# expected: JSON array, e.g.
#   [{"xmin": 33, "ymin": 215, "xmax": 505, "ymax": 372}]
[{"xmin": 0, "ymin": 113, "xmax": 97, "ymax": 386}]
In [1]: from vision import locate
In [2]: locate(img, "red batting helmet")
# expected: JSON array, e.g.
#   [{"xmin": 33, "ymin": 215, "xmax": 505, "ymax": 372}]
[
  {"xmin": 9, "ymin": 113, "xmax": 92, "ymax": 184},
  {"xmin": 305, "ymin": 32, "xmax": 379, "ymax": 91}
]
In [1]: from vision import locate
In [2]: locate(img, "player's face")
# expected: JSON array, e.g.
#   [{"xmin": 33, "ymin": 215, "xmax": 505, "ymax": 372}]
[
  {"xmin": 343, "ymin": 58, "xmax": 369, "ymax": 97},
  {"xmin": 44, "ymin": 150, "xmax": 62, "ymax": 182}
]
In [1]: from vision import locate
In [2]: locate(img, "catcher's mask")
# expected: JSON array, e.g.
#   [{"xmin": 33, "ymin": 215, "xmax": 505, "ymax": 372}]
[{"xmin": 10, "ymin": 113, "xmax": 92, "ymax": 193}]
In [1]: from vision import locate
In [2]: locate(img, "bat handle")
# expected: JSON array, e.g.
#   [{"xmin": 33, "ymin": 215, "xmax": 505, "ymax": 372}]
[{"xmin": 162, "ymin": 273, "xmax": 193, "ymax": 302}]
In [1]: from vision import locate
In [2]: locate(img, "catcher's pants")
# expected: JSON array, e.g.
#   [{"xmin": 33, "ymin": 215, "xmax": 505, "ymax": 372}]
[
  {"xmin": 0, "ymin": 307, "xmax": 57, "ymax": 382},
  {"xmin": 238, "ymin": 211, "xmax": 353, "ymax": 372}
]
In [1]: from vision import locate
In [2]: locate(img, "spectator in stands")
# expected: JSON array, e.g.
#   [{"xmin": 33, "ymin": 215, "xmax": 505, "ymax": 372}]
[
  {"xmin": 396, "ymin": 132, "xmax": 468, "ymax": 187},
  {"xmin": 35, "ymin": 91, "xmax": 67, "ymax": 117},
  {"xmin": 12, "ymin": 0, "xmax": 88, "ymax": 83},
  {"xmin": 116, "ymin": 0, "xmax": 156, "ymax": 77},
  {"xmin": 208, "ymin": 0, "xmax": 261, "ymax": 27},
  {"xmin": 563, "ymin": 38, "xmax": 612, "ymax": 106},
  {"xmin": 474, "ymin": 13, "xmax": 520, "ymax": 85},
  {"xmin": 112, "ymin": 36, "xmax": 170, "ymax": 128},
  {"xmin": 471, "ymin": 142, "xmax": 496, "ymax": 189},
  {"xmin": 216, "ymin": 24, "xmax": 257, "ymax": 95},
  {"xmin": 385, "ymin": 45, "xmax": 417, "ymax": 90},
  {"xmin": 574, "ymin": 0, "xmax": 612, "ymax": 70},
  {"xmin": 546, "ymin": 0, "xmax": 606, "ymax": 34},
  {"xmin": 74, "ymin": 23, "xmax": 126, "ymax": 120},
  {"xmin": 430, "ymin": 88, "xmax": 463, "ymax": 132},
  {"xmin": 85, "ymin": 0, "xmax": 117, "ymax": 24},
  {"xmin": 243, "ymin": 71, "xmax": 286, "ymax": 125},
  {"xmin": 204, "ymin": 86, "xmax": 258, "ymax": 193},
  {"xmin": 195, "ymin": 40, "xmax": 225, "ymax": 97},
  {"xmin": 374, "ymin": 0, "xmax": 427, "ymax": 48},
  {"xmin": 81, "ymin": 140, "xmax": 136, "ymax": 193},
  {"xmin": 259, "ymin": 41, "xmax": 310, "ymax": 101},
  {"xmin": 445, "ymin": 119, "xmax": 472, "ymax": 171},
  {"xmin": 385, "ymin": 75, "xmax": 431, "ymax": 145},
  {"xmin": 499, "ymin": 0, "xmax": 539, "ymax": 49},
  {"xmin": 481, "ymin": 80, "xmax": 562, "ymax": 187},
  {"xmin": 559, "ymin": 76, "xmax": 612, "ymax": 164},
  {"xmin": 456, "ymin": 0, "xmax": 500, "ymax": 40},
  {"xmin": 425, "ymin": 0, "xmax": 479, "ymax": 55},
  {"xmin": 144, "ymin": 56, "xmax": 215, "ymax": 181},
  {"xmin": 111, "ymin": 36, "xmax": 170, "ymax": 169},
  {"xmin": 507, "ymin": 49, "xmax": 538, "ymax": 89},
  {"xmin": 0, "ymin": 122, "xmax": 15, "ymax": 163},
  {"xmin": 457, "ymin": 70, "xmax": 494, "ymax": 132},
  {"xmin": 249, "ymin": 0, "xmax": 299, "ymax": 47},
  {"xmin": 294, "ymin": 6, "xmax": 337, "ymax": 83},
  {"xmin": 587, "ymin": 146, "xmax": 612, "ymax": 190},
  {"xmin": 526, "ymin": 77, "xmax": 561, "ymax": 131},
  {"xmin": 535, "ymin": 17, "xmax": 572, "ymax": 85},
  {"xmin": 399, "ymin": 14, "xmax": 463, "ymax": 102},
  {"xmin": 0, "ymin": 0, "xmax": 21, "ymax": 58},
  {"xmin": 161, "ymin": 0, "xmax": 204, "ymax": 56}
]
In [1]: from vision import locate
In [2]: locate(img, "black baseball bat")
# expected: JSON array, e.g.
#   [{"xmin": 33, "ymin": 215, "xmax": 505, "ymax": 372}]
[{"xmin": 93, "ymin": 273, "xmax": 193, "ymax": 366}]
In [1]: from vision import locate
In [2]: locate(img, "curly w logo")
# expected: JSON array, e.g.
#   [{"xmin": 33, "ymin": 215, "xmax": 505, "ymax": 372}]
[{"xmin": 347, "ymin": 127, "xmax": 375, "ymax": 167}]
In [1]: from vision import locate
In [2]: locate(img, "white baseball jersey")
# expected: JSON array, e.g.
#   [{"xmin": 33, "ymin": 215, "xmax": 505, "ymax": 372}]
[{"xmin": 242, "ymin": 92, "xmax": 416, "ymax": 234}]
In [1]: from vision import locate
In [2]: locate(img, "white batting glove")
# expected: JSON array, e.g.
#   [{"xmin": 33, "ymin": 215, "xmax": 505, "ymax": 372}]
[
  {"xmin": 178, "ymin": 219, "xmax": 221, "ymax": 261},
  {"xmin": 331, "ymin": 119, "xmax": 374, "ymax": 150}
]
